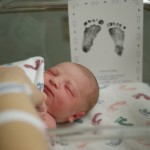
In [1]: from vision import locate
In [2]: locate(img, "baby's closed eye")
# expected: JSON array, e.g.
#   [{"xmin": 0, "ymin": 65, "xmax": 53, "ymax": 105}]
[{"xmin": 65, "ymin": 85, "xmax": 74, "ymax": 97}]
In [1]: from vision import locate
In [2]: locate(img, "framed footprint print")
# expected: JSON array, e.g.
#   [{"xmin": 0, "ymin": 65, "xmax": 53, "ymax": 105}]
[{"xmin": 68, "ymin": 0, "xmax": 143, "ymax": 85}]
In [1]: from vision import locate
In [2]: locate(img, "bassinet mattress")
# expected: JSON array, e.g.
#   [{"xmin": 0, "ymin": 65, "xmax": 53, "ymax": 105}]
[{"xmin": 52, "ymin": 82, "xmax": 150, "ymax": 150}]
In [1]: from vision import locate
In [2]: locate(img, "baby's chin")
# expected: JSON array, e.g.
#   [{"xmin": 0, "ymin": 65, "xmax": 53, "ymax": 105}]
[{"xmin": 55, "ymin": 117, "xmax": 69, "ymax": 124}]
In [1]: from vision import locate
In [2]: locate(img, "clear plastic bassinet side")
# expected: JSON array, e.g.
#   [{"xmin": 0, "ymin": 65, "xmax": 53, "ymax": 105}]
[{"xmin": 48, "ymin": 126, "xmax": 150, "ymax": 144}]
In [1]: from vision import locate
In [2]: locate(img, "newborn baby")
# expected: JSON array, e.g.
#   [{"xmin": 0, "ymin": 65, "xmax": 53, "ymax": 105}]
[{"xmin": 38, "ymin": 62, "xmax": 99, "ymax": 129}]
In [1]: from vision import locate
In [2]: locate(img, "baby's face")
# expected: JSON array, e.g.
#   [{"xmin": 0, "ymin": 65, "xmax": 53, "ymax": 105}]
[{"xmin": 44, "ymin": 62, "xmax": 89, "ymax": 123}]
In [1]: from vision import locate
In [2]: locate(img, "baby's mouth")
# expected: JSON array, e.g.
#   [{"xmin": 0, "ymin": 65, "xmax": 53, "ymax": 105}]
[{"xmin": 44, "ymin": 85, "xmax": 54, "ymax": 98}]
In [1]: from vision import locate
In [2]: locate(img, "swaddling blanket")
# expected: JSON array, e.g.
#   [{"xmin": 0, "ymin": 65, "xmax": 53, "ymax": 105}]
[{"xmin": 3, "ymin": 56, "xmax": 45, "ymax": 91}]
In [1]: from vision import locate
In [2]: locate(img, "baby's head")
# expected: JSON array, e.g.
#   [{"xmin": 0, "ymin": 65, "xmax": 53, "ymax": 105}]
[{"xmin": 44, "ymin": 62, "xmax": 99, "ymax": 123}]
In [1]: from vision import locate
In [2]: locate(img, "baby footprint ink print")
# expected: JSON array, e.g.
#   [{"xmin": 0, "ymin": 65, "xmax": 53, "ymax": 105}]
[
  {"xmin": 107, "ymin": 22, "xmax": 126, "ymax": 56},
  {"xmin": 82, "ymin": 19, "xmax": 104, "ymax": 53}
]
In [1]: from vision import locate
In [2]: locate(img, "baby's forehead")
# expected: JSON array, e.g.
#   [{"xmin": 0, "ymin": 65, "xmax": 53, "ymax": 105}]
[
  {"xmin": 57, "ymin": 62, "xmax": 76, "ymax": 68},
  {"xmin": 57, "ymin": 63, "xmax": 84, "ymax": 74}
]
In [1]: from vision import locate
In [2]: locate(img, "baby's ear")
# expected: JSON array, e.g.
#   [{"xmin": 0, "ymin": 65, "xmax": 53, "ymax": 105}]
[{"xmin": 68, "ymin": 112, "xmax": 85, "ymax": 123}]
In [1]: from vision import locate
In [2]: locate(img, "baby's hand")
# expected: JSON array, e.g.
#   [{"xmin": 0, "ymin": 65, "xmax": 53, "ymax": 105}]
[
  {"xmin": 36, "ymin": 101, "xmax": 47, "ymax": 112},
  {"xmin": 39, "ymin": 112, "xmax": 56, "ymax": 129}
]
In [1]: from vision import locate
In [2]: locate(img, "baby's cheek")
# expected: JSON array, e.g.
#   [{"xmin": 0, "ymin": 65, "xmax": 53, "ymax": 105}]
[{"xmin": 56, "ymin": 93, "xmax": 68, "ymax": 105}]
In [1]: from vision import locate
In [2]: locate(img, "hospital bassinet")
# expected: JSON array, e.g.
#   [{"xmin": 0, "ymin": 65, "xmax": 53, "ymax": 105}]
[{"xmin": 0, "ymin": 1, "xmax": 150, "ymax": 150}]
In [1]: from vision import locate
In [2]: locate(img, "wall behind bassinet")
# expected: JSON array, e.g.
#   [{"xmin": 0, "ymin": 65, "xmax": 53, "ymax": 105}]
[
  {"xmin": 0, "ymin": 1, "xmax": 149, "ymax": 84},
  {"xmin": 0, "ymin": 10, "xmax": 70, "ymax": 68}
]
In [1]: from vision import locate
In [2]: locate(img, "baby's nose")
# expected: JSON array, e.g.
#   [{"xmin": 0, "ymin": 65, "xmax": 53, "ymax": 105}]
[{"xmin": 49, "ymin": 78, "xmax": 59, "ymax": 88}]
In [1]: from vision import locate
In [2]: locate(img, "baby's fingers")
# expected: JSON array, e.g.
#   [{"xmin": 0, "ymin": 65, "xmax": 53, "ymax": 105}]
[{"xmin": 30, "ymin": 85, "xmax": 45, "ymax": 107}]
